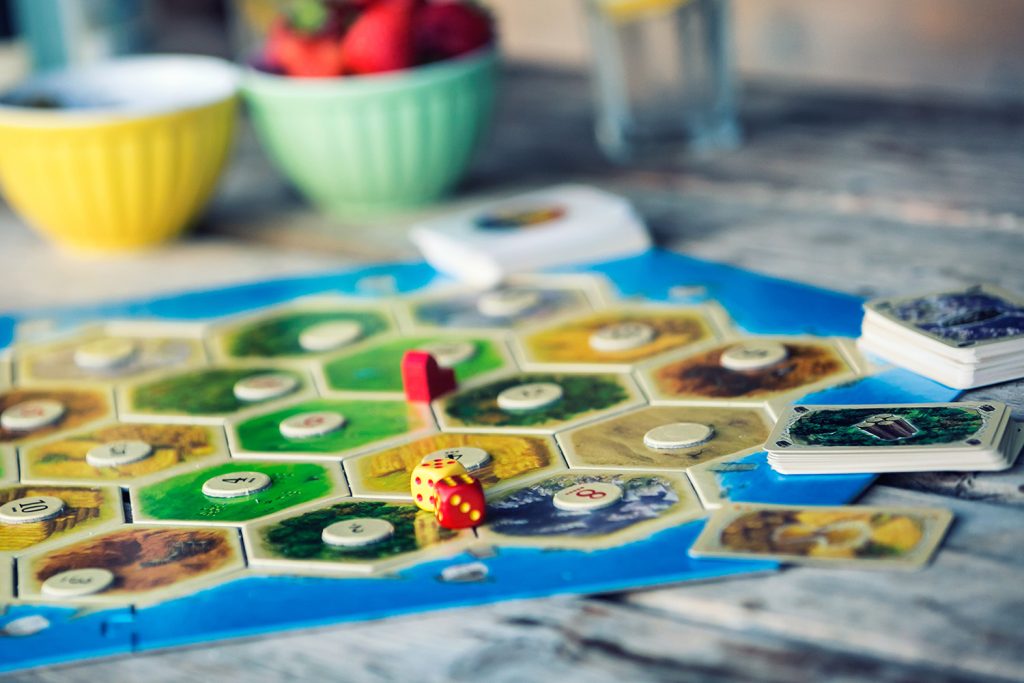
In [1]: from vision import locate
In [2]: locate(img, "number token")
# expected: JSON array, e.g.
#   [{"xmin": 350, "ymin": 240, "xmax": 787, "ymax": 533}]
[
  {"xmin": 422, "ymin": 446, "xmax": 491, "ymax": 472},
  {"xmin": 476, "ymin": 289, "xmax": 542, "ymax": 318},
  {"xmin": 86, "ymin": 439, "xmax": 154, "ymax": 467},
  {"xmin": 588, "ymin": 322, "xmax": 657, "ymax": 352},
  {"xmin": 233, "ymin": 372, "xmax": 299, "ymax": 402},
  {"xmin": 201, "ymin": 471, "xmax": 273, "ymax": 498},
  {"xmin": 415, "ymin": 340, "xmax": 477, "ymax": 368},
  {"xmin": 643, "ymin": 422, "xmax": 715, "ymax": 450},
  {"xmin": 73, "ymin": 338, "xmax": 138, "ymax": 370},
  {"xmin": 298, "ymin": 320, "xmax": 363, "ymax": 352},
  {"xmin": 279, "ymin": 411, "xmax": 346, "ymax": 439},
  {"xmin": 552, "ymin": 482, "xmax": 623, "ymax": 512},
  {"xmin": 0, "ymin": 399, "xmax": 66, "ymax": 432},
  {"xmin": 41, "ymin": 568, "xmax": 115, "ymax": 598},
  {"xmin": 0, "ymin": 495, "xmax": 66, "ymax": 524},
  {"xmin": 496, "ymin": 382, "xmax": 564, "ymax": 411},
  {"xmin": 720, "ymin": 341, "xmax": 789, "ymax": 371},
  {"xmin": 322, "ymin": 518, "xmax": 394, "ymax": 548}
]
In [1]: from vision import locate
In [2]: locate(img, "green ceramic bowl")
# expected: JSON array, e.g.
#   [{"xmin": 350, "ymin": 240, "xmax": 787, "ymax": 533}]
[{"xmin": 243, "ymin": 49, "xmax": 498, "ymax": 216}]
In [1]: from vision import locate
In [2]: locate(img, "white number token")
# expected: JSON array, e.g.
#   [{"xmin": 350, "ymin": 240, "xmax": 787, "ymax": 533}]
[
  {"xmin": 720, "ymin": 341, "xmax": 788, "ymax": 371},
  {"xmin": 73, "ymin": 338, "xmax": 138, "ymax": 370},
  {"xmin": 553, "ymin": 482, "xmax": 623, "ymax": 512},
  {"xmin": 279, "ymin": 411, "xmax": 346, "ymax": 439},
  {"xmin": 0, "ymin": 495, "xmax": 65, "ymax": 524},
  {"xmin": 415, "ymin": 340, "xmax": 477, "ymax": 368},
  {"xmin": 423, "ymin": 446, "xmax": 491, "ymax": 472},
  {"xmin": 322, "ymin": 518, "xmax": 395, "ymax": 548},
  {"xmin": 41, "ymin": 568, "xmax": 115, "ymax": 598},
  {"xmin": 496, "ymin": 382, "xmax": 564, "ymax": 411},
  {"xmin": 233, "ymin": 372, "xmax": 299, "ymax": 402},
  {"xmin": 298, "ymin": 320, "xmax": 363, "ymax": 352},
  {"xmin": 477, "ymin": 289, "xmax": 541, "ymax": 318},
  {"xmin": 202, "ymin": 471, "xmax": 273, "ymax": 498},
  {"xmin": 1, "ymin": 399, "xmax": 65, "ymax": 432},
  {"xmin": 86, "ymin": 439, "xmax": 154, "ymax": 467},
  {"xmin": 643, "ymin": 422, "xmax": 715, "ymax": 450},
  {"xmin": 588, "ymin": 322, "xmax": 657, "ymax": 352}
]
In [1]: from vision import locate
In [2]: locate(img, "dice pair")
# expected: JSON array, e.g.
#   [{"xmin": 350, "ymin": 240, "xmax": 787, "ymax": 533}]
[{"xmin": 410, "ymin": 457, "xmax": 486, "ymax": 530}]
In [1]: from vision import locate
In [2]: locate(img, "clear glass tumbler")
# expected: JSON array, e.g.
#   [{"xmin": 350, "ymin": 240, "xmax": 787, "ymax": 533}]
[{"xmin": 585, "ymin": 0, "xmax": 740, "ymax": 163}]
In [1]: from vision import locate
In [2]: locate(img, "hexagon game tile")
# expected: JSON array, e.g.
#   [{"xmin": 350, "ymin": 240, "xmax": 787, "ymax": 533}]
[
  {"xmin": 0, "ymin": 446, "xmax": 15, "ymax": 484},
  {"xmin": 396, "ymin": 274, "xmax": 612, "ymax": 333},
  {"xmin": 208, "ymin": 297, "xmax": 396, "ymax": 363},
  {"xmin": 18, "ymin": 421, "xmax": 229, "ymax": 486},
  {"xmin": 132, "ymin": 460, "xmax": 349, "ymax": 526},
  {"xmin": 14, "ymin": 323, "xmax": 206, "ymax": 386},
  {"xmin": 243, "ymin": 497, "xmax": 472, "ymax": 576},
  {"xmin": 118, "ymin": 366, "xmax": 315, "ymax": 425},
  {"xmin": 514, "ymin": 304, "xmax": 731, "ymax": 372},
  {"xmin": 17, "ymin": 525, "xmax": 245, "ymax": 606},
  {"xmin": 433, "ymin": 372, "xmax": 645, "ymax": 435},
  {"xmin": 557, "ymin": 404, "xmax": 773, "ymax": 472},
  {"xmin": 477, "ymin": 470, "xmax": 704, "ymax": 550},
  {"xmin": 229, "ymin": 398, "xmax": 434, "ymax": 461},
  {"xmin": 0, "ymin": 387, "xmax": 114, "ymax": 445},
  {"xmin": 317, "ymin": 333, "xmax": 514, "ymax": 398},
  {"xmin": 0, "ymin": 484, "xmax": 123, "ymax": 556},
  {"xmin": 345, "ymin": 432, "xmax": 566, "ymax": 500},
  {"xmin": 638, "ymin": 336, "xmax": 864, "ymax": 408}
]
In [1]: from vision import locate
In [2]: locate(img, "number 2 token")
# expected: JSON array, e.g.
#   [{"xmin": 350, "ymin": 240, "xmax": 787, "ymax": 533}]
[
  {"xmin": 322, "ymin": 518, "xmax": 394, "ymax": 548},
  {"xmin": 552, "ymin": 482, "xmax": 623, "ymax": 512}
]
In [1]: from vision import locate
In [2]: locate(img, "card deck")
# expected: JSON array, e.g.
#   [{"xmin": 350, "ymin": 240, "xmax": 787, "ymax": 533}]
[
  {"xmin": 765, "ymin": 402, "xmax": 1022, "ymax": 474},
  {"xmin": 860, "ymin": 285, "xmax": 1024, "ymax": 388},
  {"xmin": 690, "ymin": 503, "xmax": 954, "ymax": 570}
]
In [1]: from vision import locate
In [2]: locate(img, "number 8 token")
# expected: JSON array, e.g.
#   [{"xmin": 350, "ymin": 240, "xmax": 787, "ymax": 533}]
[{"xmin": 552, "ymin": 481, "xmax": 623, "ymax": 512}]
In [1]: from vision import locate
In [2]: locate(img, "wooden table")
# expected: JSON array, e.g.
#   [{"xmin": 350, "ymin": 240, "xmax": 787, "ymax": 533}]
[{"xmin": 3, "ymin": 66, "xmax": 1023, "ymax": 683}]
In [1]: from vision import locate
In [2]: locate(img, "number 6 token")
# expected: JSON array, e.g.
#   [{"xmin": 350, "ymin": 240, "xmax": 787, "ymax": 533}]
[{"xmin": 552, "ymin": 481, "xmax": 623, "ymax": 512}]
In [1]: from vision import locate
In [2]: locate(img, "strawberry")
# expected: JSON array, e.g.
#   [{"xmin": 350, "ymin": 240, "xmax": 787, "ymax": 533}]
[
  {"xmin": 413, "ymin": 1, "xmax": 492, "ymax": 63},
  {"xmin": 340, "ymin": 0, "xmax": 418, "ymax": 75},
  {"xmin": 264, "ymin": 1, "xmax": 358, "ymax": 78}
]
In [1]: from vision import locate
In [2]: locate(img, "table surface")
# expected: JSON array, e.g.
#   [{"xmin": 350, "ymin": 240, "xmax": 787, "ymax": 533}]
[{"xmin": 2, "ymin": 66, "xmax": 1023, "ymax": 683}]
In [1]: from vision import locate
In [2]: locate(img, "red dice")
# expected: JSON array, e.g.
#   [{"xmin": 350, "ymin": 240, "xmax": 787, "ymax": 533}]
[{"xmin": 434, "ymin": 473, "xmax": 486, "ymax": 529}]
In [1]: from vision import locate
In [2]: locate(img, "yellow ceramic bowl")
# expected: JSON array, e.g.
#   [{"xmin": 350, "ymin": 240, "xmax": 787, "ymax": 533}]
[{"xmin": 0, "ymin": 55, "xmax": 240, "ymax": 251}]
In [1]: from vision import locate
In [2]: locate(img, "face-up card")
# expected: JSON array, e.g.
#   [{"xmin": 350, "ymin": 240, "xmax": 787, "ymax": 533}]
[
  {"xmin": 690, "ymin": 503, "xmax": 954, "ymax": 570},
  {"xmin": 865, "ymin": 285, "xmax": 1024, "ymax": 350},
  {"xmin": 767, "ymin": 402, "xmax": 1009, "ymax": 455}
]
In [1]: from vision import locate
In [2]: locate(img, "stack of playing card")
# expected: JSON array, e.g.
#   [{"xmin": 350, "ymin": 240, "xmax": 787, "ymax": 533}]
[
  {"xmin": 765, "ymin": 402, "xmax": 1024, "ymax": 474},
  {"xmin": 410, "ymin": 184, "xmax": 651, "ymax": 287},
  {"xmin": 859, "ymin": 284, "xmax": 1024, "ymax": 389}
]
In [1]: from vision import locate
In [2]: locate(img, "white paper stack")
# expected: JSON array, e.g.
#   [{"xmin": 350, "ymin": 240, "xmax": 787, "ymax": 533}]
[
  {"xmin": 410, "ymin": 185, "xmax": 651, "ymax": 287},
  {"xmin": 766, "ymin": 402, "xmax": 1023, "ymax": 475},
  {"xmin": 858, "ymin": 285, "xmax": 1024, "ymax": 389}
]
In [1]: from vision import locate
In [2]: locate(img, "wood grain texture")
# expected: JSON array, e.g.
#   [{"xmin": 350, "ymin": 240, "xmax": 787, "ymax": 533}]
[{"xmin": 3, "ymin": 65, "xmax": 1024, "ymax": 682}]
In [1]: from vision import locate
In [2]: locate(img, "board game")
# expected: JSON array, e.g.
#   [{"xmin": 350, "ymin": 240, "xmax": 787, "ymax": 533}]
[{"xmin": 0, "ymin": 249, "xmax": 959, "ymax": 673}]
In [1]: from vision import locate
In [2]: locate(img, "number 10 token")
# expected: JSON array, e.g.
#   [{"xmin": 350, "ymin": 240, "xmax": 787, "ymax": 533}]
[{"xmin": 552, "ymin": 482, "xmax": 623, "ymax": 512}]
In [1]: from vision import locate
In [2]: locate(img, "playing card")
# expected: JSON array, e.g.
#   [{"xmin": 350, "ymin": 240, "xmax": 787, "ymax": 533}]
[
  {"xmin": 864, "ymin": 285, "xmax": 1024, "ymax": 357},
  {"xmin": 767, "ymin": 402, "xmax": 1009, "ymax": 455},
  {"xmin": 689, "ymin": 503, "xmax": 954, "ymax": 570}
]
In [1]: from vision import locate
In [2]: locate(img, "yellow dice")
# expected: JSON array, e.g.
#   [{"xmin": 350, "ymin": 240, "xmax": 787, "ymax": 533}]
[{"xmin": 411, "ymin": 457, "xmax": 467, "ymax": 511}]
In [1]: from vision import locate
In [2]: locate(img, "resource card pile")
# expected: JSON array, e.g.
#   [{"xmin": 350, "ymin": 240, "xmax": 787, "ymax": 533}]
[
  {"xmin": 411, "ymin": 185, "xmax": 651, "ymax": 286},
  {"xmin": 764, "ymin": 402, "xmax": 1024, "ymax": 475},
  {"xmin": 859, "ymin": 284, "xmax": 1024, "ymax": 389}
]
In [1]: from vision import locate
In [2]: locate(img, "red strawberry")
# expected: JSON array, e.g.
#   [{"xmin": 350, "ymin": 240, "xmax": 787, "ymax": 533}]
[
  {"xmin": 340, "ymin": 0, "xmax": 418, "ymax": 75},
  {"xmin": 414, "ymin": 2, "xmax": 492, "ymax": 63},
  {"xmin": 267, "ymin": 20, "xmax": 347, "ymax": 77}
]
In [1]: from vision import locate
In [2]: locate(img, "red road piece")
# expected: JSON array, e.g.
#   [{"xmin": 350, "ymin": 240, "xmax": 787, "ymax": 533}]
[{"xmin": 402, "ymin": 350, "xmax": 457, "ymax": 402}]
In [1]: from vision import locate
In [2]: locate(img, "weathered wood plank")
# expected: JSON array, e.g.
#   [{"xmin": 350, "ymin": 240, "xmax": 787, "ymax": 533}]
[{"xmin": 622, "ymin": 486, "xmax": 1024, "ymax": 682}]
